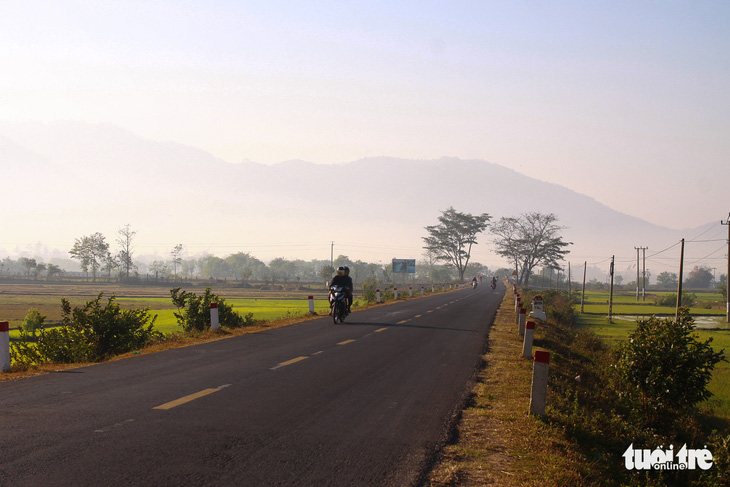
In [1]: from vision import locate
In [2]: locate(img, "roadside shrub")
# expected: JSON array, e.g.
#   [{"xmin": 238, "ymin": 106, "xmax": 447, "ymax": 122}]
[
  {"xmin": 170, "ymin": 287, "xmax": 256, "ymax": 332},
  {"xmin": 655, "ymin": 292, "xmax": 697, "ymax": 307},
  {"xmin": 11, "ymin": 293, "xmax": 161, "ymax": 365},
  {"xmin": 22, "ymin": 308, "xmax": 46, "ymax": 334},
  {"xmin": 614, "ymin": 308, "xmax": 726, "ymax": 428},
  {"xmin": 362, "ymin": 277, "xmax": 378, "ymax": 304}
]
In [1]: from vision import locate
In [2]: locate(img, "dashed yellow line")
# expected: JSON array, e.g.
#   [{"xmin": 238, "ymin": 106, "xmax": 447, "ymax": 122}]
[
  {"xmin": 414, "ymin": 314, "xmax": 423, "ymax": 318},
  {"xmin": 397, "ymin": 320, "xmax": 409, "ymax": 324},
  {"xmin": 338, "ymin": 339, "xmax": 356, "ymax": 345},
  {"xmin": 153, "ymin": 385, "xmax": 230, "ymax": 410},
  {"xmin": 270, "ymin": 356, "xmax": 309, "ymax": 370},
  {"xmin": 374, "ymin": 327, "xmax": 388, "ymax": 333}
]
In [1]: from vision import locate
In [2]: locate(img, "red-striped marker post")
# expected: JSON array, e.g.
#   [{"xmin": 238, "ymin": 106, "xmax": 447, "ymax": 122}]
[
  {"xmin": 1, "ymin": 321, "xmax": 10, "ymax": 372},
  {"xmin": 308, "ymin": 296, "xmax": 315, "ymax": 314},
  {"xmin": 210, "ymin": 303, "xmax": 220, "ymax": 330},
  {"xmin": 518, "ymin": 307, "xmax": 527, "ymax": 335},
  {"xmin": 522, "ymin": 321, "xmax": 536, "ymax": 358},
  {"xmin": 529, "ymin": 351, "xmax": 550, "ymax": 416}
]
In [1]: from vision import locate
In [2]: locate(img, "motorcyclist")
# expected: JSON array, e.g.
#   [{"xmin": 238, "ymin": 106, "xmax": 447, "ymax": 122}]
[
  {"xmin": 329, "ymin": 266, "xmax": 354, "ymax": 314},
  {"xmin": 471, "ymin": 276, "xmax": 478, "ymax": 289}
]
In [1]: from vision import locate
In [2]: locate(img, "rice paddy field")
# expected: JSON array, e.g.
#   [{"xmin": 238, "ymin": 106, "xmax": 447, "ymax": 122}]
[
  {"xmin": 575, "ymin": 290, "xmax": 730, "ymax": 420},
  {"xmin": 1, "ymin": 281, "xmax": 337, "ymax": 339}
]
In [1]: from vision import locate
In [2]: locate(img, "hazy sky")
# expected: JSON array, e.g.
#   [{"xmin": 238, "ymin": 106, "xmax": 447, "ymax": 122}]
[{"xmin": 2, "ymin": 1, "xmax": 729, "ymax": 231}]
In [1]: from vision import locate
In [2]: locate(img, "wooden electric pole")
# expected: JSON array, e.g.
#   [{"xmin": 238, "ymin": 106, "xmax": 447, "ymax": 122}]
[
  {"xmin": 720, "ymin": 213, "xmax": 730, "ymax": 323},
  {"xmin": 676, "ymin": 238, "xmax": 685, "ymax": 320},
  {"xmin": 608, "ymin": 256, "xmax": 615, "ymax": 323}
]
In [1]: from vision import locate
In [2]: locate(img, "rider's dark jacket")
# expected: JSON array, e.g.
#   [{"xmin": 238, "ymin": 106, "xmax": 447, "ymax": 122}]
[{"xmin": 329, "ymin": 275, "xmax": 353, "ymax": 290}]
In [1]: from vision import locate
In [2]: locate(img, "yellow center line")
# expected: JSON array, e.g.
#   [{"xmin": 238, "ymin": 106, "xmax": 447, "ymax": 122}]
[
  {"xmin": 153, "ymin": 385, "xmax": 230, "ymax": 410},
  {"xmin": 414, "ymin": 314, "xmax": 422, "ymax": 318},
  {"xmin": 338, "ymin": 339, "xmax": 356, "ymax": 345},
  {"xmin": 273, "ymin": 356, "xmax": 309, "ymax": 369},
  {"xmin": 396, "ymin": 320, "xmax": 409, "ymax": 324},
  {"xmin": 374, "ymin": 327, "xmax": 388, "ymax": 332}
]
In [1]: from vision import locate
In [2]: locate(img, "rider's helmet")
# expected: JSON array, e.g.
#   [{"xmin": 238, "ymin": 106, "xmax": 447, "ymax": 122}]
[
  {"xmin": 337, "ymin": 266, "xmax": 346, "ymax": 276},
  {"xmin": 343, "ymin": 266, "xmax": 350, "ymax": 276}
]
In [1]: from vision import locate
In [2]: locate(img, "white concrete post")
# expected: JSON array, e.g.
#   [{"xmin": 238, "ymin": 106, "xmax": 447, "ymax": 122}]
[
  {"xmin": 515, "ymin": 295, "xmax": 521, "ymax": 314},
  {"xmin": 376, "ymin": 289, "xmax": 381, "ymax": 303},
  {"xmin": 210, "ymin": 303, "xmax": 220, "ymax": 330},
  {"xmin": 421, "ymin": 286, "xmax": 424, "ymax": 295},
  {"xmin": 529, "ymin": 351, "xmax": 550, "ymax": 416},
  {"xmin": 518, "ymin": 307, "xmax": 526, "ymax": 335},
  {"xmin": 522, "ymin": 320, "xmax": 535, "ymax": 358},
  {"xmin": 409, "ymin": 286, "xmax": 413, "ymax": 297},
  {"xmin": 432, "ymin": 285, "xmax": 435, "ymax": 293},
  {"xmin": 515, "ymin": 301, "xmax": 521, "ymax": 325},
  {"xmin": 1, "ymin": 321, "xmax": 11, "ymax": 372},
  {"xmin": 308, "ymin": 295, "xmax": 315, "ymax": 314},
  {"xmin": 394, "ymin": 287, "xmax": 398, "ymax": 299}
]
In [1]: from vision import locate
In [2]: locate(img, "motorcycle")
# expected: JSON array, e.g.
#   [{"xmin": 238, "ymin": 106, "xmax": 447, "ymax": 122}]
[
  {"xmin": 472, "ymin": 280, "xmax": 478, "ymax": 290},
  {"xmin": 491, "ymin": 278, "xmax": 497, "ymax": 291},
  {"xmin": 329, "ymin": 285, "xmax": 348, "ymax": 324}
]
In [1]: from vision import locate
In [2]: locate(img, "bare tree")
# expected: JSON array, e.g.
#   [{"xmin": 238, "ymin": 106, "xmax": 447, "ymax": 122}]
[
  {"xmin": 171, "ymin": 244, "xmax": 184, "ymax": 278},
  {"xmin": 117, "ymin": 224, "xmax": 137, "ymax": 281},
  {"xmin": 491, "ymin": 213, "xmax": 571, "ymax": 287}
]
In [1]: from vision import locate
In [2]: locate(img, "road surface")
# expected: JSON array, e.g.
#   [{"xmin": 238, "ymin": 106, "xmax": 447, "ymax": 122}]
[{"xmin": 0, "ymin": 282, "xmax": 504, "ymax": 486}]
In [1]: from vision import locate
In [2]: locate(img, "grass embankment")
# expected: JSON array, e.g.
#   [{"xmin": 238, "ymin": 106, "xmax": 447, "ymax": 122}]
[{"xmin": 428, "ymin": 291, "xmax": 588, "ymax": 486}]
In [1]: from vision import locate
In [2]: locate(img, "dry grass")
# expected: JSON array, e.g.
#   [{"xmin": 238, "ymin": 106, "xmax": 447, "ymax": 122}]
[{"xmin": 427, "ymin": 288, "xmax": 587, "ymax": 486}]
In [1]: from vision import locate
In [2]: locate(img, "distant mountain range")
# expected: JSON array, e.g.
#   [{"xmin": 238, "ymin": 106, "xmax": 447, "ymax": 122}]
[{"xmin": 0, "ymin": 121, "xmax": 715, "ymax": 280}]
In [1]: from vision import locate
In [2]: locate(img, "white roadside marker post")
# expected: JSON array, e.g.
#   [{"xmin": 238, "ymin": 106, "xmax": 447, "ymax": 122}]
[
  {"xmin": 522, "ymin": 320, "xmax": 536, "ymax": 358},
  {"xmin": 1, "ymin": 321, "xmax": 10, "ymax": 372},
  {"xmin": 518, "ymin": 307, "xmax": 527, "ymax": 336},
  {"xmin": 210, "ymin": 303, "xmax": 220, "ymax": 331},
  {"xmin": 308, "ymin": 296, "xmax": 315, "ymax": 314},
  {"xmin": 409, "ymin": 286, "xmax": 413, "ymax": 297},
  {"xmin": 376, "ymin": 289, "xmax": 381, "ymax": 303},
  {"xmin": 394, "ymin": 288, "xmax": 398, "ymax": 300},
  {"xmin": 529, "ymin": 350, "xmax": 550, "ymax": 416}
]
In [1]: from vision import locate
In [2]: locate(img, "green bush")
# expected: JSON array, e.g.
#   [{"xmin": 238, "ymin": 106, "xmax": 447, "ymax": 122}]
[
  {"xmin": 11, "ymin": 293, "xmax": 161, "ymax": 366},
  {"xmin": 22, "ymin": 308, "xmax": 46, "ymax": 334},
  {"xmin": 362, "ymin": 277, "xmax": 378, "ymax": 304},
  {"xmin": 614, "ymin": 308, "xmax": 726, "ymax": 427},
  {"xmin": 655, "ymin": 292, "xmax": 697, "ymax": 307},
  {"xmin": 170, "ymin": 287, "xmax": 256, "ymax": 332}
]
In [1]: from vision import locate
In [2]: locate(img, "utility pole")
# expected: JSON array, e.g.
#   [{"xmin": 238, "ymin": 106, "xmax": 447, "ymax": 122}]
[
  {"xmin": 642, "ymin": 247, "xmax": 648, "ymax": 301},
  {"xmin": 331, "ymin": 241, "xmax": 334, "ymax": 270},
  {"xmin": 568, "ymin": 262, "xmax": 572, "ymax": 296},
  {"xmin": 581, "ymin": 261, "xmax": 586, "ymax": 313},
  {"xmin": 722, "ymin": 213, "xmax": 730, "ymax": 323},
  {"xmin": 634, "ymin": 247, "xmax": 640, "ymax": 301},
  {"xmin": 676, "ymin": 238, "xmax": 685, "ymax": 321},
  {"xmin": 634, "ymin": 246, "xmax": 647, "ymax": 301},
  {"xmin": 608, "ymin": 256, "xmax": 615, "ymax": 323}
]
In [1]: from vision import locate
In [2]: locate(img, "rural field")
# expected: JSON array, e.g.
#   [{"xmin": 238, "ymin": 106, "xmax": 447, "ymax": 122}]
[
  {"xmin": 574, "ymin": 289, "xmax": 730, "ymax": 420},
  {"xmin": 1, "ymin": 281, "xmax": 341, "ymax": 338}
]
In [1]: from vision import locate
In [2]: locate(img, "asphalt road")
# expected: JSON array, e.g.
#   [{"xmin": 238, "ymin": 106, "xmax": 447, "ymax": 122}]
[{"xmin": 0, "ymin": 281, "xmax": 505, "ymax": 487}]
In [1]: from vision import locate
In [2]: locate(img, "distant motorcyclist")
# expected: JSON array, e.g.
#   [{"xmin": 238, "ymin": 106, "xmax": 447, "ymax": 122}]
[
  {"xmin": 471, "ymin": 276, "xmax": 478, "ymax": 289},
  {"xmin": 329, "ymin": 266, "xmax": 353, "ymax": 313},
  {"xmin": 491, "ymin": 276, "xmax": 497, "ymax": 290}
]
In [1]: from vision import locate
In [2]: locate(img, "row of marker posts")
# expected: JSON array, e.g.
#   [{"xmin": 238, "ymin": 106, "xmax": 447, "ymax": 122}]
[{"xmin": 513, "ymin": 285, "xmax": 550, "ymax": 416}]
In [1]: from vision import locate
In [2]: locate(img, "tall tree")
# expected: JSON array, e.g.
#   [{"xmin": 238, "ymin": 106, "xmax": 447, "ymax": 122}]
[
  {"xmin": 171, "ymin": 244, "xmax": 184, "ymax": 278},
  {"xmin": 69, "ymin": 233, "xmax": 109, "ymax": 282},
  {"xmin": 491, "ymin": 213, "xmax": 571, "ymax": 287},
  {"xmin": 422, "ymin": 207, "xmax": 491, "ymax": 281},
  {"xmin": 116, "ymin": 224, "xmax": 136, "ymax": 280}
]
